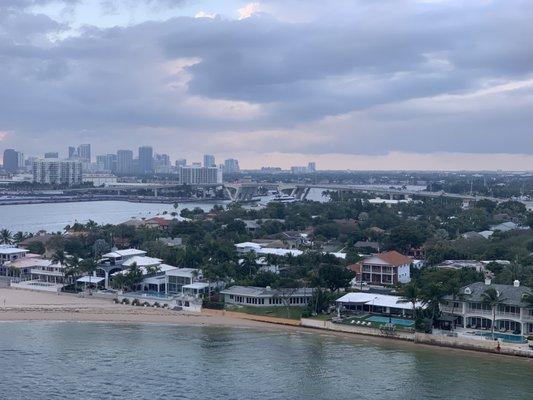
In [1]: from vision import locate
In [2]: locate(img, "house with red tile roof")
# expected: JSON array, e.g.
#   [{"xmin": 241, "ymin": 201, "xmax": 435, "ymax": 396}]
[{"xmin": 349, "ymin": 251, "xmax": 413, "ymax": 285}]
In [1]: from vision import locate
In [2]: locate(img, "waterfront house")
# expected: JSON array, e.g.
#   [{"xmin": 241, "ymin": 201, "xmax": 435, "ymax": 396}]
[
  {"xmin": 1, "ymin": 254, "xmax": 47, "ymax": 279},
  {"xmin": 349, "ymin": 251, "xmax": 412, "ymax": 285},
  {"xmin": 221, "ymin": 286, "xmax": 314, "ymax": 307},
  {"xmin": 101, "ymin": 249, "xmax": 147, "ymax": 266},
  {"xmin": 441, "ymin": 280, "xmax": 533, "ymax": 336},
  {"xmin": 0, "ymin": 245, "xmax": 29, "ymax": 264},
  {"xmin": 336, "ymin": 292, "xmax": 426, "ymax": 317}
]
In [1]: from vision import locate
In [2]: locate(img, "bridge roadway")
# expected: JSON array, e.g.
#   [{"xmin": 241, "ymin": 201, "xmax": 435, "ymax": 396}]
[
  {"xmin": 291, "ymin": 184, "xmax": 503, "ymax": 202},
  {"xmin": 62, "ymin": 181, "xmax": 504, "ymax": 203}
]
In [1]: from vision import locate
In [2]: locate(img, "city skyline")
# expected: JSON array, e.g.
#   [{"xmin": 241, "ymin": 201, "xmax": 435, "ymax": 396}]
[{"xmin": 1, "ymin": 1, "xmax": 533, "ymax": 170}]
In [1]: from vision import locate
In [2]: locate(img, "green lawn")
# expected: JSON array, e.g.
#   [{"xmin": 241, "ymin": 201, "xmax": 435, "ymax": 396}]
[{"xmin": 226, "ymin": 305, "xmax": 306, "ymax": 320}]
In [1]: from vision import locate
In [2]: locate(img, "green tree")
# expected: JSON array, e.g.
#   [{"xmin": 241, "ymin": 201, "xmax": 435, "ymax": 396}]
[
  {"xmin": 317, "ymin": 265, "xmax": 355, "ymax": 291},
  {"xmin": 399, "ymin": 282, "xmax": 422, "ymax": 320},
  {"xmin": 0, "ymin": 229, "xmax": 13, "ymax": 244}
]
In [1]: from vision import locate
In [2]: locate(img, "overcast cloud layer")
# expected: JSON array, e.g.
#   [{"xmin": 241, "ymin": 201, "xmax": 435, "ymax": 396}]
[{"xmin": 1, "ymin": 0, "xmax": 533, "ymax": 169}]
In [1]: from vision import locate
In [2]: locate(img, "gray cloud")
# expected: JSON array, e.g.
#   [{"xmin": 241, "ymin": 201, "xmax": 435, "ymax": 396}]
[{"xmin": 1, "ymin": 0, "xmax": 533, "ymax": 163}]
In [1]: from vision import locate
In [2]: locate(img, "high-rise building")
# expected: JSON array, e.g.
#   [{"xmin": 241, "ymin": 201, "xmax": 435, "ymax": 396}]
[
  {"xmin": 77, "ymin": 144, "xmax": 91, "ymax": 163},
  {"xmin": 203, "ymin": 154, "xmax": 216, "ymax": 167},
  {"xmin": 224, "ymin": 159, "xmax": 240, "ymax": 173},
  {"xmin": 116, "ymin": 150, "xmax": 134, "ymax": 175},
  {"xmin": 307, "ymin": 162, "xmax": 316, "ymax": 173},
  {"xmin": 68, "ymin": 146, "xmax": 77, "ymax": 159},
  {"xmin": 104, "ymin": 154, "xmax": 117, "ymax": 172},
  {"xmin": 179, "ymin": 165, "xmax": 222, "ymax": 185},
  {"xmin": 175, "ymin": 158, "xmax": 187, "ymax": 167},
  {"xmin": 33, "ymin": 159, "xmax": 82, "ymax": 185},
  {"xmin": 154, "ymin": 153, "xmax": 171, "ymax": 174},
  {"xmin": 291, "ymin": 166, "xmax": 308, "ymax": 174},
  {"xmin": 44, "ymin": 152, "xmax": 59, "ymax": 159},
  {"xmin": 2, "ymin": 149, "xmax": 18, "ymax": 173},
  {"xmin": 138, "ymin": 146, "xmax": 154, "ymax": 174},
  {"xmin": 16, "ymin": 152, "xmax": 24, "ymax": 168}
]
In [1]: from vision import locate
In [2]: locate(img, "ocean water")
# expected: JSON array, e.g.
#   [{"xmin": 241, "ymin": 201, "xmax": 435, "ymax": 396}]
[{"xmin": 0, "ymin": 321, "xmax": 532, "ymax": 400}]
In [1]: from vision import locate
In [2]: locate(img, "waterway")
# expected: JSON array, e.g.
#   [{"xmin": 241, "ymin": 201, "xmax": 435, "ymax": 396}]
[
  {"xmin": 0, "ymin": 321, "xmax": 531, "ymax": 399},
  {"xmin": 0, "ymin": 200, "xmax": 223, "ymax": 233}
]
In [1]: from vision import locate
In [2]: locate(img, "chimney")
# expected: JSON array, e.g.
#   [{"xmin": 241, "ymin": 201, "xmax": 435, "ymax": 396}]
[
  {"xmin": 513, "ymin": 280, "xmax": 520, "ymax": 287},
  {"xmin": 485, "ymin": 278, "xmax": 491, "ymax": 285}
]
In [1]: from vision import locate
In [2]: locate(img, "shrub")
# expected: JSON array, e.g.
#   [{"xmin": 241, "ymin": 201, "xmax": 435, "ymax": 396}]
[
  {"xmin": 121, "ymin": 298, "xmax": 130, "ymax": 305},
  {"xmin": 131, "ymin": 299, "xmax": 140, "ymax": 306},
  {"xmin": 142, "ymin": 301, "xmax": 150, "ymax": 307},
  {"xmin": 153, "ymin": 302, "xmax": 160, "ymax": 308}
]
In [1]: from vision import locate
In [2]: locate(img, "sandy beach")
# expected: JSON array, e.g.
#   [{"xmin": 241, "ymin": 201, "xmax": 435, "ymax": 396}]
[{"xmin": 0, "ymin": 288, "xmax": 269, "ymax": 328}]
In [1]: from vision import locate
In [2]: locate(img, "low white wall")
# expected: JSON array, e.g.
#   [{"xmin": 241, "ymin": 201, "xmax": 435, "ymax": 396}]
[
  {"xmin": 301, "ymin": 318, "xmax": 415, "ymax": 341},
  {"xmin": 415, "ymin": 333, "xmax": 533, "ymax": 358}
]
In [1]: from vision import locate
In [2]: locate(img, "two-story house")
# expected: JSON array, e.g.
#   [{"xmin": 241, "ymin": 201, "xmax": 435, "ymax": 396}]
[
  {"xmin": 441, "ymin": 280, "xmax": 533, "ymax": 336},
  {"xmin": 349, "ymin": 251, "xmax": 412, "ymax": 285}
]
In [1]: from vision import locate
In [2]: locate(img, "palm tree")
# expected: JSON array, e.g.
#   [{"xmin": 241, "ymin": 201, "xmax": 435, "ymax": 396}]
[
  {"xmin": 421, "ymin": 282, "xmax": 446, "ymax": 327},
  {"xmin": 481, "ymin": 287, "xmax": 507, "ymax": 340},
  {"xmin": 51, "ymin": 249, "xmax": 66, "ymax": 266},
  {"xmin": 241, "ymin": 252, "xmax": 258, "ymax": 278},
  {"xmin": 448, "ymin": 280, "xmax": 464, "ymax": 331},
  {"xmin": 0, "ymin": 229, "xmax": 13, "ymax": 244},
  {"xmin": 399, "ymin": 282, "xmax": 422, "ymax": 320},
  {"xmin": 64, "ymin": 256, "xmax": 81, "ymax": 285},
  {"xmin": 13, "ymin": 231, "xmax": 27, "ymax": 244}
]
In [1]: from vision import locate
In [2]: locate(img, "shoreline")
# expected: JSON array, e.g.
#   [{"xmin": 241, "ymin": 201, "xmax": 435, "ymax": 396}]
[{"xmin": 1, "ymin": 288, "xmax": 532, "ymax": 361}]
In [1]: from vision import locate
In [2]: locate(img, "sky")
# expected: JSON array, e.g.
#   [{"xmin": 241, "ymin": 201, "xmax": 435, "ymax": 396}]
[{"xmin": 1, "ymin": 0, "xmax": 533, "ymax": 170}]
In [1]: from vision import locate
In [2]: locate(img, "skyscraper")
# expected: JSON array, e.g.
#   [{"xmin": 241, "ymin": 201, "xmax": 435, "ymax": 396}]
[
  {"xmin": 68, "ymin": 146, "xmax": 77, "ymax": 159},
  {"xmin": 117, "ymin": 150, "xmax": 134, "ymax": 174},
  {"xmin": 77, "ymin": 144, "xmax": 91, "ymax": 163},
  {"xmin": 44, "ymin": 152, "xmax": 59, "ymax": 159},
  {"xmin": 175, "ymin": 159, "xmax": 187, "ymax": 167},
  {"xmin": 224, "ymin": 158, "xmax": 240, "ymax": 173},
  {"xmin": 2, "ymin": 149, "xmax": 18, "ymax": 173},
  {"xmin": 138, "ymin": 146, "xmax": 154, "ymax": 174},
  {"xmin": 307, "ymin": 162, "xmax": 317, "ymax": 173},
  {"xmin": 203, "ymin": 154, "xmax": 215, "ymax": 167}
]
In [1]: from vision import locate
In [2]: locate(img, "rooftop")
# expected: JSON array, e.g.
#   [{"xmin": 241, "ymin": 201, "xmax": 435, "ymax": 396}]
[
  {"xmin": 450, "ymin": 282, "xmax": 533, "ymax": 308},
  {"xmin": 102, "ymin": 249, "xmax": 147, "ymax": 258},
  {"xmin": 122, "ymin": 256, "xmax": 162, "ymax": 268},
  {"xmin": 0, "ymin": 246, "xmax": 29, "ymax": 255},
  {"xmin": 337, "ymin": 292, "xmax": 426, "ymax": 310},
  {"xmin": 221, "ymin": 285, "xmax": 314, "ymax": 297}
]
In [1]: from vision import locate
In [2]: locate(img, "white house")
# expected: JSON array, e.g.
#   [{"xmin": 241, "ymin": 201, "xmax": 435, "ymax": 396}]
[
  {"xmin": 221, "ymin": 286, "xmax": 314, "ymax": 307},
  {"xmin": 0, "ymin": 245, "xmax": 29, "ymax": 264}
]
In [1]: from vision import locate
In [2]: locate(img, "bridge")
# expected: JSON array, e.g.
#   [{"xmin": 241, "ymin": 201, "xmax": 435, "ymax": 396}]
[
  {"xmin": 61, "ymin": 181, "xmax": 505, "ymax": 204},
  {"xmin": 291, "ymin": 184, "xmax": 503, "ymax": 203}
]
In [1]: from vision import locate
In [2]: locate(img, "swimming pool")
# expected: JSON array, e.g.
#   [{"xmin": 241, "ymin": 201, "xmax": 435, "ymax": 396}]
[
  {"xmin": 476, "ymin": 332, "xmax": 527, "ymax": 344},
  {"xmin": 366, "ymin": 315, "xmax": 414, "ymax": 327}
]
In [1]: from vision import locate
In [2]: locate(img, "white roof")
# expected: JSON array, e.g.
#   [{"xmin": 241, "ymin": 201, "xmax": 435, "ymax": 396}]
[
  {"xmin": 235, "ymin": 242, "xmax": 262, "ymax": 249},
  {"xmin": 183, "ymin": 282, "xmax": 209, "ymax": 289},
  {"xmin": 76, "ymin": 276, "xmax": 105, "ymax": 283},
  {"xmin": 165, "ymin": 268, "xmax": 200, "ymax": 277},
  {"xmin": 122, "ymin": 256, "xmax": 162, "ymax": 267},
  {"xmin": 337, "ymin": 292, "xmax": 426, "ymax": 310},
  {"xmin": 257, "ymin": 248, "xmax": 303, "ymax": 257},
  {"xmin": 0, "ymin": 247, "xmax": 29, "ymax": 255},
  {"xmin": 158, "ymin": 264, "xmax": 178, "ymax": 273},
  {"xmin": 102, "ymin": 249, "xmax": 147, "ymax": 258}
]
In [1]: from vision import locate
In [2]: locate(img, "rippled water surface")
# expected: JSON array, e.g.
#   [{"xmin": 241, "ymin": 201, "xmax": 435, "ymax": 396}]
[
  {"xmin": 0, "ymin": 322, "xmax": 532, "ymax": 400},
  {"xmin": 0, "ymin": 201, "xmax": 220, "ymax": 233}
]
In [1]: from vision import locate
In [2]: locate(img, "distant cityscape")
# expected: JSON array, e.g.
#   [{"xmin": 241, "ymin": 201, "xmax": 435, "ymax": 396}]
[{"xmin": 1, "ymin": 145, "xmax": 317, "ymax": 186}]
